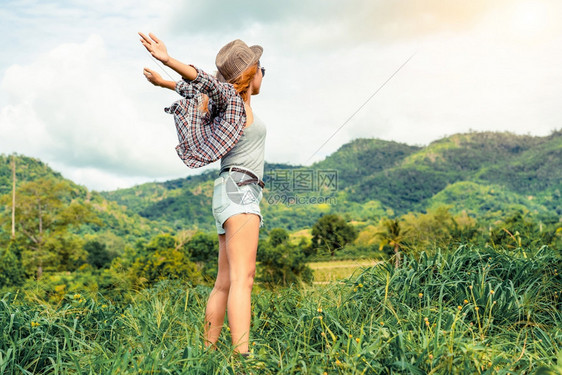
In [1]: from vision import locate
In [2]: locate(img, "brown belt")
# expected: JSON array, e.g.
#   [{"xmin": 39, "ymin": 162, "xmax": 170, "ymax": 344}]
[{"xmin": 220, "ymin": 167, "xmax": 265, "ymax": 188}]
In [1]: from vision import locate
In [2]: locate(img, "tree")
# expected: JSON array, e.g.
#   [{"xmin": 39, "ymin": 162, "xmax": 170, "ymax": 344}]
[
  {"xmin": 489, "ymin": 212, "xmax": 556, "ymax": 250},
  {"xmin": 0, "ymin": 241, "xmax": 25, "ymax": 288},
  {"xmin": 11, "ymin": 154, "xmax": 15, "ymax": 239},
  {"xmin": 184, "ymin": 232, "xmax": 218, "ymax": 262},
  {"xmin": 85, "ymin": 240, "xmax": 115, "ymax": 269},
  {"xmin": 130, "ymin": 234, "xmax": 202, "ymax": 288},
  {"xmin": 376, "ymin": 218, "xmax": 407, "ymax": 268},
  {"xmin": 268, "ymin": 228, "xmax": 289, "ymax": 247},
  {"xmin": 257, "ymin": 228, "xmax": 313, "ymax": 288},
  {"xmin": 309, "ymin": 214, "xmax": 358, "ymax": 257},
  {"xmin": 0, "ymin": 177, "xmax": 100, "ymax": 278},
  {"xmin": 183, "ymin": 231, "xmax": 219, "ymax": 283}
]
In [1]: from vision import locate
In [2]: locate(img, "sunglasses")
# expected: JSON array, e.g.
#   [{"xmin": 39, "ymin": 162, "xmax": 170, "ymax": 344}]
[{"xmin": 258, "ymin": 61, "xmax": 265, "ymax": 77}]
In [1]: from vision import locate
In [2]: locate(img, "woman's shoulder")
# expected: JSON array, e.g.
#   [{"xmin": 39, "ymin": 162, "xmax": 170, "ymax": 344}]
[{"xmin": 252, "ymin": 114, "xmax": 266, "ymax": 127}]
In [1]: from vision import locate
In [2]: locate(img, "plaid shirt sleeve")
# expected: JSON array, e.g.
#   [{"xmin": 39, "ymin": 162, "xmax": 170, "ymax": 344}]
[
  {"xmin": 178, "ymin": 66, "xmax": 233, "ymax": 113},
  {"xmin": 164, "ymin": 66, "xmax": 247, "ymax": 168}
]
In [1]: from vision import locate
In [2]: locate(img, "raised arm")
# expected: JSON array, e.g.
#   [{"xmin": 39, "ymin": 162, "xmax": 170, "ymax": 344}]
[{"xmin": 139, "ymin": 32, "xmax": 198, "ymax": 81}]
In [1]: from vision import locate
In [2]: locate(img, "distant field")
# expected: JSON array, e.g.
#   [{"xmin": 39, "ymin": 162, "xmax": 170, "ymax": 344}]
[{"xmin": 308, "ymin": 259, "xmax": 381, "ymax": 284}]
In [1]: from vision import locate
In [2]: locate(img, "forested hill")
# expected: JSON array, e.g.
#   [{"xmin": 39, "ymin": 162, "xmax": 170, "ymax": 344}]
[
  {"xmin": 97, "ymin": 130, "xmax": 561, "ymax": 231},
  {"xmin": 0, "ymin": 154, "xmax": 171, "ymax": 242},
  {"xmin": 2, "ymin": 130, "xmax": 561, "ymax": 233},
  {"xmin": 319, "ymin": 131, "xmax": 561, "ymax": 215},
  {"xmin": 0, "ymin": 155, "xmax": 63, "ymax": 196}
]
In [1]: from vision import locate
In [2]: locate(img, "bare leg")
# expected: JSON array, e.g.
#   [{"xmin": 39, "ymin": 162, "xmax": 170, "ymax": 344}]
[
  {"xmin": 203, "ymin": 233, "xmax": 229, "ymax": 350},
  {"xmin": 223, "ymin": 213, "xmax": 260, "ymax": 354}
]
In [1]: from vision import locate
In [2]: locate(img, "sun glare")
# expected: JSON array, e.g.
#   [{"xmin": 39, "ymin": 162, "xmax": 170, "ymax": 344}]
[{"xmin": 511, "ymin": 0, "xmax": 549, "ymax": 38}]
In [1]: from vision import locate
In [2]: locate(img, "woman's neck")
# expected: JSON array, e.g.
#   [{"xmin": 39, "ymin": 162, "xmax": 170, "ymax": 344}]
[{"xmin": 245, "ymin": 86, "xmax": 253, "ymax": 106}]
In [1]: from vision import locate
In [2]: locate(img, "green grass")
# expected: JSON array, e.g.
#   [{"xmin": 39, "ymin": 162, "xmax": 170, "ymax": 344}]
[{"xmin": 1, "ymin": 245, "xmax": 561, "ymax": 374}]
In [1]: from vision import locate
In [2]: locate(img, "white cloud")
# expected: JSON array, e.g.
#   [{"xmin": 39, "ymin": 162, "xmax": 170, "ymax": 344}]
[
  {"xmin": 1, "ymin": 0, "xmax": 561, "ymax": 191},
  {"xmin": 0, "ymin": 34, "xmax": 204, "ymax": 189}
]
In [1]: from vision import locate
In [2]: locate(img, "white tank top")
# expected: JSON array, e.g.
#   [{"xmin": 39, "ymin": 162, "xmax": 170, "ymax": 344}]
[{"xmin": 220, "ymin": 114, "xmax": 267, "ymax": 180}]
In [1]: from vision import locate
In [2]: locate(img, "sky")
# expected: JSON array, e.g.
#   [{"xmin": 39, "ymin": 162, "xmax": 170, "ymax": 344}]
[{"xmin": 1, "ymin": 0, "xmax": 561, "ymax": 191}]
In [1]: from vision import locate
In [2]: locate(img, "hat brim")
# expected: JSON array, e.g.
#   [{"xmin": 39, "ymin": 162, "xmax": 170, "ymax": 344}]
[{"xmin": 250, "ymin": 45, "xmax": 263, "ymax": 65}]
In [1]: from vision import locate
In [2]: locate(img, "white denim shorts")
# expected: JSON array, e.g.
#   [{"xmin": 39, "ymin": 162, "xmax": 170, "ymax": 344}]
[{"xmin": 212, "ymin": 167, "xmax": 264, "ymax": 235}]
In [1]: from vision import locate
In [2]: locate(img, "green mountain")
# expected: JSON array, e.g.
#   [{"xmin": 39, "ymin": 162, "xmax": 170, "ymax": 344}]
[
  {"xmin": 0, "ymin": 154, "xmax": 62, "ymax": 196},
  {"xmin": 0, "ymin": 154, "xmax": 170, "ymax": 247},
  {"xmin": 332, "ymin": 131, "xmax": 561, "ymax": 216},
  {"xmin": 2, "ymin": 130, "xmax": 560, "ymax": 236},
  {"xmin": 96, "ymin": 130, "xmax": 561, "ymax": 231}
]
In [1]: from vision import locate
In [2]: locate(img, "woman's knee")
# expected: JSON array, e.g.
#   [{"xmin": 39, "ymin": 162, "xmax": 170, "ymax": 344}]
[
  {"xmin": 214, "ymin": 276, "xmax": 231, "ymax": 292},
  {"xmin": 229, "ymin": 268, "xmax": 256, "ymax": 287}
]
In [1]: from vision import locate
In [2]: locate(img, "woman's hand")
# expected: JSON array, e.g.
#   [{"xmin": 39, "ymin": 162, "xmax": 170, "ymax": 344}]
[
  {"xmin": 138, "ymin": 31, "xmax": 197, "ymax": 82},
  {"xmin": 143, "ymin": 67, "xmax": 163, "ymax": 86},
  {"xmin": 139, "ymin": 32, "xmax": 170, "ymax": 64}
]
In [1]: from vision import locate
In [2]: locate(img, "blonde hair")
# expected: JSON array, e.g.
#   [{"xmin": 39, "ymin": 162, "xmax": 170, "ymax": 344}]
[{"xmin": 200, "ymin": 63, "xmax": 258, "ymax": 114}]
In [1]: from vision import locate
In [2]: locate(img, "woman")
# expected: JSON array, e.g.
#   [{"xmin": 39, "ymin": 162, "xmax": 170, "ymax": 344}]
[{"xmin": 139, "ymin": 32, "xmax": 266, "ymax": 357}]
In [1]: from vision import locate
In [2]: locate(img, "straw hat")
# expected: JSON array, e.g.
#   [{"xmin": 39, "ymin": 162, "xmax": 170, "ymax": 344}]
[{"xmin": 215, "ymin": 39, "xmax": 263, "ymax": 83}]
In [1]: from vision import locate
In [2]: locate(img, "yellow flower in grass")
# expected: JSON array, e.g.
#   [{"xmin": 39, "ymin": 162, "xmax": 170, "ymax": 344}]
[
  {"xmin": 317, "ymin": 307, "xmax": 323, "ymax": 313},
  {"xmin": 31, "ymin": 321, "xmax": 40, "ymax": 328},
  {"xmin": 457, "ymin": 306, "xmax": 462, "ymax": 311},
  {"xmin": 358, "ymin": 283, "xmax": 363, "ymax": 288},
  {"xmin": 380, "ymin": 321, "xmax": 384, "ymax": 326},
  {"xmin": 355, "ymin": 338, "xmax": 360, "ymax": 343},
  {"xmin": 348, "ymin": 333, "xmax": 353, "ymax": 338},
  {"xmin": 464, "ymin": 299, "xmax": 469, "ymax": 304},
  {"xmin": 490, "ymin": 290, "xmax": 495, "ymax": 295},
  {"xmin": 73, "ymin": 294, "xmax": 81, "ymax": 300},
  {"xmin": 419, "ymin": 293, "xmax": 423, "ymax": 298}
]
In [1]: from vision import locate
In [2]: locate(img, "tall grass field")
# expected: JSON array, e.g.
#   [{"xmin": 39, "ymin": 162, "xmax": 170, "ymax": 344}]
[{"xmin": 1, "ymin": 245, "xmax": 561, "ymax": 374}]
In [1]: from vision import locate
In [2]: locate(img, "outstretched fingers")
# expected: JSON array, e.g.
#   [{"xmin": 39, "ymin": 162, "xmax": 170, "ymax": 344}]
[
  {"xmin": 138, "ymin": 32, "xmax": 151, "ymax": 44},
  {"xmin": 139, "ymin": 32, "xmax": 161, "ymax": 46},
  {"xmin": 143, "ymin": 67, "xmax": 157, "ymax": 78},
  {"xmin": 148, "ymin": 32, "xmax": 161, "ymax": 44}
]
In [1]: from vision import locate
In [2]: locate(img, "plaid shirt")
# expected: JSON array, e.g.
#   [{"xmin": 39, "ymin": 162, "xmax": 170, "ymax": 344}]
[{"xmin": 164, "ymin": 66, "xmax": 246, "ymax": 168}]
